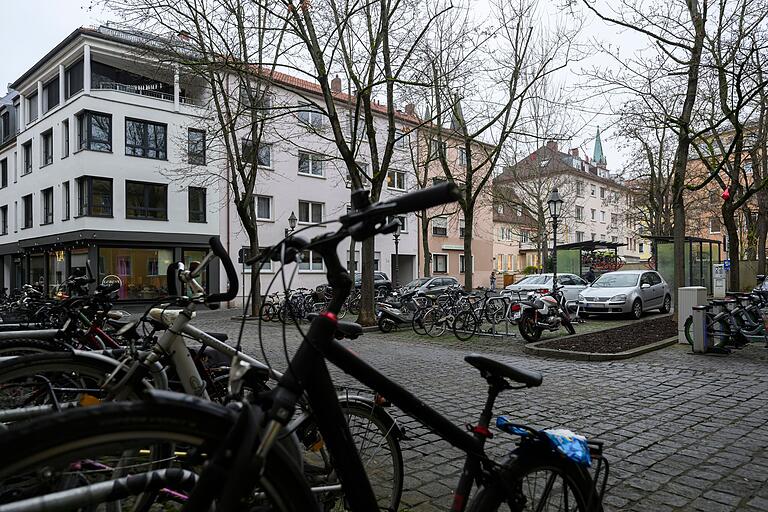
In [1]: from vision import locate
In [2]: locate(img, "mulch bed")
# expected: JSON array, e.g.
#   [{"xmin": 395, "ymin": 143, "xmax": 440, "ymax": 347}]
[{"xmin": 535, "ymin": 315, "xmax": 678, "ymax": 354}]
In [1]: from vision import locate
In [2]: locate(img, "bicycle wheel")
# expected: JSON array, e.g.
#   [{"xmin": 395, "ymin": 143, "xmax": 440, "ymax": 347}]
[
  {"xmin": 485, "ymin": 300, "xmax": 506, "ymax": 324},
  {"xmin": 298, "ymin": 401, "xmax": 404, "ymax": 512},
  {"xmin": 467, "ymin": 452, "xmax": 598, "ymax": 511},
  {"xmin": 412, "ymin": 308, "xmax": 427, "ymax": 335},
  {"xmin": 453, "ymin": 310, "xmax": 478, "ymax": 341},
  {"xmin": 261, "ymin": 302, "xmax": 277, "ymax": 322},
  {"xmin": 0, "ymin": 338, "xmax": 69, "ymax": 356},
  {"xmin": 0, "ymin": 398, "xmax": 318, "ymax": 511},
  {"xmin": 422, "ymin": 308, "xmax": 447, "ymax": 337}
]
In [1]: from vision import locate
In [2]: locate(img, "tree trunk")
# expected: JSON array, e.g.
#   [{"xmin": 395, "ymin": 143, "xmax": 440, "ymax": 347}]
[
  {"xmin": 758, "ymin": 199, "xmax": 768, "ymax": 275},
  {"xmin": 724, "ymin": 207, "xmax": 740, "ymax": 291},
  {"xmin": 421, "ymin": 210, "xmax": 432, "ymax": 278},
  {"xmin": 356, "ymin": 238, "xmax": 377, "ymax": 326},
  {"xmin": 248, "ymin": 231, "xmax": 261, "ymax": 317},
  {"xmin": 463, "ymin": 212, "xmax": 473, "ymax": 290}
]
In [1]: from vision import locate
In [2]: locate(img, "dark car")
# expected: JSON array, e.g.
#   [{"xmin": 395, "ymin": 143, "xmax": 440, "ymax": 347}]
[{"xmin": 354, "ymin": 272, "xmax": 392, "ymax": 293}]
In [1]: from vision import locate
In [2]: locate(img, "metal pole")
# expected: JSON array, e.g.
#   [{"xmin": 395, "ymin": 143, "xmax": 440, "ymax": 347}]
[
  {"xmin": 393, "ymin": 235, "xmax": 400, "ymax": 288},
  {"xmin": 552, "ymin": 216, "xmax": 558, "ymax": 285}
]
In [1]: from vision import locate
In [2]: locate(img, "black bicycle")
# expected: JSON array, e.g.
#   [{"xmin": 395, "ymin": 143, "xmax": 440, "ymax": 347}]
[{"xmin": 0, "ymin": 183, "xmax": 608, "ymax": 511}]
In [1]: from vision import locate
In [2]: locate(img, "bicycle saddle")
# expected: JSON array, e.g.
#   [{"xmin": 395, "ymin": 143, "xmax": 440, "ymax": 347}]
[
  {"xmin": 307, "ymin": 313, "xmax": 363, "ymax": 340},
  {"xmin": 464, "ymin": 354, "xmax": 542, "ymax": 388}
]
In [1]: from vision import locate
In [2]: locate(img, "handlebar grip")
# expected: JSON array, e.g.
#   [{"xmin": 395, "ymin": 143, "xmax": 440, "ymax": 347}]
[
  {"xmin": 386, "ymin": 182, "xmax": 461, "ymax": 216},
  {"xmin": 166, "ymin": 262, "xmax": 180, "ymax": 296},
  {"xmin": 207, "ymin": 236, "xmax": 239, "ymax": 303}
]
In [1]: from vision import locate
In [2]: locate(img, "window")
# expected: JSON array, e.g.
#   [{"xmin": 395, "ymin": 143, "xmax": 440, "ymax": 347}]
[
  {"xmin": 77, "ymin": 176, "xmax": 112, "ymax": 217},
  {"xmin": 496, "ymin": 204, "xmax": 503, "ymax": 214},
  {"xmin": 62, "ymin": 119, "xmax": 69, "ymax": 157},
  {"xmin": 297, "ymin": 103, "xmax": 325, "ymax": 128},
  {"xmin": 43, "ymin": 78, "xmax": 60, "ymax": 113},
  {"xmin": 611, "ymin": 236, "xmax": 618, "ymax": 243},
  {"xmin": 460, "ymin": 255, "xmax": 474, "ymax": 273},
  {"xmin": 0, "ymin": 159, "xmax": 6, "ymax": 188},
  {"xmin": 22, "ymin": 194, "xmax": 32, "ymax": 228},
  {"xmin": 639, "ymin": 242, "xmax": 645, "ymax": 253},
  {"xmin": 254, "ymin": 195, "xmax": 272, "ymax": 220},
  {"xmin": 433, "ymin": 254, "xmax": 448, "ymax": 273},
  {"xmin": 600, "ymin": 210, "xmax": 606, "ymax": 222},
  {"xmin": 591, "ymin": 232, "xmax": 596, "ymax": 241},
  {"xmin": 520, "ymin": 231, "xmax": 530, "ymax": 243},
  {"xmin": 28, "ymin": 92, "xmax": 38, "ymax": 122},
  {"xmin": 576, "ymin": 231, "xmax": 584, "ymax": 242},
  {"xmin": 575, "ymin": 206, "xmax": 583, "ymax": 221},
  {"xmin": 590, "ymin": 208, "xmax": 596, "ymax": 221},
  {"xmin": 125, "ymin": 119, "xmax": 167, "ymax": 159},
  {"xmin": 22, "ymin": 141, "xmax": 32, "ymax": 174},
  {"xmin": 298, "ymin": 200, "xmax": 323, "ymax": 223},
  {"xmin": 458, "ymin": 148, "xmax": 467, "ymax": 166},
  {"xmin": 41, "ymin": 129, "xmax": 53, "ymax": 166},
  {"xmin": 429, "ymin": 139, "xmax": 446, "ymax": 159},
  {"xmin": 395, "ymin": 129, "xmax": 408, "ymax": 149},
  {"xmin": 188, "ymin": 129, "xmax": 206, "ymax": 165},
  {"xmin": 77, "ymin": 111, "xmax": 112, "ymax": 152},
  {"xmin": 600, "ymin": 187, "xmax": 605, "ymax": 199},
  {"xmin": 41, "ymin": 187, "xmax": 53, "ymax": 225},
  {"xmin": 576, "ymin": 181, "xmax": 584, "ymax": 197},
  {"xmin": 1, "ymin": 112, "xmax": 9, "ymax": 141},
  {"xmin": 189, "ymin": 187, "xmax": 206, "ymax": 223},
  {"xmin": 613, "ymin": 191, "xmax": 619, "ymax": 203},
  {"xmin": 299, "ymin": 250, "xmax": 324, "ymax": 271},
  {"xmin": 432, "ymin": 217, "xmax": 448, "ymax": 236},
  {"xmin": 65, "ymin": 59, "xmax": 84, "ymax": 98},
  {"xmin": 590, "ymin": 184, "xmax": 596, "ymax": 196},
  {"xmin": 387, "ymin": 170, "xmax": 406, "ymax": 191},
  {"xmin": 432, "ymin": 177, "xmax": 447, "ymax": 187},
  {"xmin": 98, "ymin": 247, "xmax": 173, "ymax": 300},
  {"xmin": 709, "ymin": 217, "xmax": 721, "ymax": 234},
  {"xmin": 126, "ymin": 181, "xmax": 167, "ymax": 220},
  {"xmin": 611, "ymin": 213, "xmax": 618, "ymax": 226},
  {"xmin": 298, "ymin": 152, "xmax": 323, "ymax": 176},
  {"xmin": 62, "ymin": 181, "xmax": 70, "ymax": 221},
  {"xmin": 0, "ymin": 205, "xmax": 6, "ymax": 235},
  {"xmin": 242, "ymin": 138, "xmax": 272, "ymax": 168},
  {"xmin": 459, "ymin": 218, "xmax": 466, "ymax": 238},
  {"xmin": 394, "ymin": 215, "xmax": 407, "ymax": 232}
]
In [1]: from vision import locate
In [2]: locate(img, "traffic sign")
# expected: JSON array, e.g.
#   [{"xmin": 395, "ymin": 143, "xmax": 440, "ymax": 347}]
[{"xmin": 723, "ymin": 259, "xmax": 731, "ymax": 270}]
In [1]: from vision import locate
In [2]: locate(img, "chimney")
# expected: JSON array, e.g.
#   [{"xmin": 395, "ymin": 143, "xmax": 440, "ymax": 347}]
[
  {"xmin": 331, "ymin": 75, "xmax": 342, "ymax": 94},
  {"xmin": 546, "ymin": 140, "xmax": 558, "ymax": 152},
  {"xmin": 570, "ymin": 148, "xmax": 579, "ymax": 158},
  {"xmin": 405, "ymin": 103, "xmax": 416, "ymax": 116}
]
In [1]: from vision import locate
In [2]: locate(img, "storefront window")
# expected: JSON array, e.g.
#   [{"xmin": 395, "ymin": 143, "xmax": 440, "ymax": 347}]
[
  {"xmin": 29, "ymin": 255, "xmax": 45, "ymax": 289},
  {"xmin": 70, "ymin": 249, "xmax": 89, "ymax": 278},
  {"xmin": 99, "ymin": 247, "xmax": 173, "ymax": 300},
  {"xmin": 183, "ymin": 249, "xmax": 208, "ymax": 292},
  {"xmin": 49, "ymin": 251, "xmax": 67, "ymax": 295}
]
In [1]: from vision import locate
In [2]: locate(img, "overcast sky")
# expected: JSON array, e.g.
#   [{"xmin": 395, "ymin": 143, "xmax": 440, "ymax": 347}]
[{"xmin": 0, "ymin": 0, "xmax": 635, "ymax": 171}]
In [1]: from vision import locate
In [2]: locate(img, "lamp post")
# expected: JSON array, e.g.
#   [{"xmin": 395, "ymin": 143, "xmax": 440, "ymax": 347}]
[
  {"xmin": 546, "ymin": 188, "xmax": 564, "ymax": 287},
  {"xmin": 393, "ymin": 218, "xmax": 402, "ymax": 288},
  {"xmin": 285, "ymin": 211, "xmax": 297, "ymax": 237}
]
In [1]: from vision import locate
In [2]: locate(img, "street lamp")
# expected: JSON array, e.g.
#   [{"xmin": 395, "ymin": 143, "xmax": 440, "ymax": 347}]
[
  {"xmin": 285, "ymin": 211, "xmax": 297, "ymax": 237},
  {"xmin": 547, "ymin": 188, "xmax": 563, "ymax": 287},
  {"xmin": 393, "ymin": 217, "xmax": 402, "ymax": 288}
]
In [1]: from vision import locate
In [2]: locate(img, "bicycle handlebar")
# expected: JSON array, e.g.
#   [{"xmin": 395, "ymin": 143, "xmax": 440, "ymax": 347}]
[{"xmin": 207, "ymin": 236, "xmax": 239, "ymax": 303}]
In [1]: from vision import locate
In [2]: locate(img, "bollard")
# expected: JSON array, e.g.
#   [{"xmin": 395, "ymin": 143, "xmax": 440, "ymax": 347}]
[{"xmin": 691, "ymin": 306, "xmax": 708, "ymax": 354}]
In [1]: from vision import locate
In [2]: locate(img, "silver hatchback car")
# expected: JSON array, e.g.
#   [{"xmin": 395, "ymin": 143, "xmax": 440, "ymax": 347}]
[{"xmin": 578, "ymin": 270, "xmax": 672, "ymax": 319}]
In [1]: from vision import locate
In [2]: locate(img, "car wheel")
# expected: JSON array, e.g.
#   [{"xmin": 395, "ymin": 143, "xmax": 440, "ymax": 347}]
[
  {"xmin": 630, "ymin": 299, "xmax": 642, "ymax": 320},
  {"xmin": 659, "ymin": 295, "xmax": 672, "ymax": 314}
]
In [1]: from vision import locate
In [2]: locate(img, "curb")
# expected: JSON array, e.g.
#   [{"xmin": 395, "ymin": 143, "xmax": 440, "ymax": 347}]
[
  {"xmin": 229, "ymin": 315, "xmax": 379, "ymax": 334},
  {"xmin": 522, "ymin": 335, "xmax": 679, "ymax": 361}
]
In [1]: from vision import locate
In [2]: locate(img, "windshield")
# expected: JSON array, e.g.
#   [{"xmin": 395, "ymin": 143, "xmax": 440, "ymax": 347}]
[
  {"xmin": 592, "ymin": 274, "xmax": 639, "ymax": 288},
  {"xmin": 403, "ymin": 278, "xmax": 430, "ymax": 289},
  {"xmin": 522, "ymin": 275, "xmax": 549, "ymax": 285}
]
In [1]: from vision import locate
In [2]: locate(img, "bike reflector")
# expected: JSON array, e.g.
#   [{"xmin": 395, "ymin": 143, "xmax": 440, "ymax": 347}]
[{"xmin": 510, "ymin": 303, "xmax": 522, "ymax": 312}]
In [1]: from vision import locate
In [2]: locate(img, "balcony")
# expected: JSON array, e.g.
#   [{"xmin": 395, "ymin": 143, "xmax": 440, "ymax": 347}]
[{"xmin": 93, "ymin": 82, "xmax": 202, "ymax": 106}]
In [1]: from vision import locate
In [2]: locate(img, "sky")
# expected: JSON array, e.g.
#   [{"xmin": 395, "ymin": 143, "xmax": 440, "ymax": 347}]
[{"xmin": 0, "ymin": 0, "xmax": 640, "ymax": 172}]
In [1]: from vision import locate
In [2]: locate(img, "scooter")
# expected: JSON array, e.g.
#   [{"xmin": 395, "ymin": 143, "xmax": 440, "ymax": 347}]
[{"xmin": 376, "ymin": 290, "xmax": 425, "ymax": 333}]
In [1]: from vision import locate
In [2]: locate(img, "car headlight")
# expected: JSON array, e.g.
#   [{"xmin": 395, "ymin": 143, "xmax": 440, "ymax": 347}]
[
  {"xmin": 578, "ymin": 293, "xmax": 584, "ymax": 301},
  {"xmin": 610, "ymin": 294, "xmax": 627, "ymax": 302}
]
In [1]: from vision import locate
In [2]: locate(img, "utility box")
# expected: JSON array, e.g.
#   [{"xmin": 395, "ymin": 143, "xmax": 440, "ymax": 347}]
[
  {"xmin": 691, "ymin": 306, "xmax": 709, "ymax": 353},
  {"xmin": 713, "ymin": 264, "xmax": 726, "ymax": 298},
  {"xmin": 678, "ymin": 287, "xmax": 707, "ymax": 344}
]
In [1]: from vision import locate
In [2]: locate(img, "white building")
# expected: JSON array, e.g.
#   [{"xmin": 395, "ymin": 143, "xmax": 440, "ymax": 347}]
[{"xmin": 0, "ymin": 27, "xmax": 219, "ymax": 300}]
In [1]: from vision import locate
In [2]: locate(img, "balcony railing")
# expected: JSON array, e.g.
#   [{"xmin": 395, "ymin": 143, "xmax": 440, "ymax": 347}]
[{"xmin": 94, "ymin": 82, "xmax": 202, "ymax": 106}]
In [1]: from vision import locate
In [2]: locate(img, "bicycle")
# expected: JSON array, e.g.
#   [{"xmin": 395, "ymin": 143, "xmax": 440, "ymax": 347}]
[{"xmin": 452, "ymin": 288, "xmax": 509, "ymax": 341}]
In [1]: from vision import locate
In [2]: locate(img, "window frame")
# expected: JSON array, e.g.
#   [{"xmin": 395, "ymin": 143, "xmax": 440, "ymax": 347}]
[
  {"xmin": 21, "ymin": 194, "xmax": 32, "ymax": 229},
  {"xmin": 65, "ymin": 59, "xmax": 84, "ymax": 99},
  {"xmin": 77, "ymin": 111, "xmax": 112, "ymax": 153},
  {"xmin": 77, "ymin": 176, "xmax": 113, "ymax": 218},
  {"xmin": 0, "ymin": 159, "xmax": 6, "ymax": 188},
  {"xmin": 43, "ymin": 77, "xmax": 60, "ymax": 113},
  {"xmin": 0, "ymin": 205, "xmax": 7, "ymax": 235},
  {"xmin": 62, "ymin": 181, "xmax": 70, "ymax": 221},
  {"xmin": 432, "ymin": 216, "xmax": 448, "ymax": 237},
  {"xmin": 22, "ymin": 141, "xmax": 32, "ymax": 175},
  {"xmin": 62, "ymin": 119, "xmax": 70, "ymax": 158},
  {"xmin": 386, "ymin": 169, "xmax": 406, "ymax": 191},
  {"xmin": 298, "ymin": 249, "xmax": 325, "ymax": 272},
  {"xmin": 125, "ymin": 180, "xmax": 168, "ymax": 220},
  {"xmin": 297, "ymin": 103, "xmax": 325, "ymax": 128},
  {"xmin": 298, "ymin": 151, "xmax": 324, "ymax": 177},
  {"xmin": 27, "ymin": 92, "xmax": 39, "ymax": 122},
  {"xmin": 41, "ymin": 129, "xmax": 53, "ymax": 167},
  {"xmin": 188, "ymin": 186, "xmax": 207, "ymax": 223},
  {"xmin": 254, "ymin": 194, "xmax": 273, "ymax": 221},
  {"xmin": 298, "ymin": 200, "xmax": 324, "ymax": 224},
  {"xmin": 433, "ymin": 253, "xmax": 448, "ymax": 274},
  {"xmin": 125, "ymin": 118, "xmax": 168, "ymax": 160}
]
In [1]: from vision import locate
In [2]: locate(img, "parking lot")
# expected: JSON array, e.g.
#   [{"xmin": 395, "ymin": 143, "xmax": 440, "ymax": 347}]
[{"xmin": 193, "ymin": 309, "xmax": 768, "ymax": 511}]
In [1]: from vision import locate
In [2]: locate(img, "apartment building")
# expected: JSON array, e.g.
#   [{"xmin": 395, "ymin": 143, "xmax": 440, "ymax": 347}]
[
  {"xmin": 0, "ymin": 27, "xmax": 219, "ymax": 300},
  {"xmin": 493, "ymin": 135, "xmax": 645, "ymax": 281}
]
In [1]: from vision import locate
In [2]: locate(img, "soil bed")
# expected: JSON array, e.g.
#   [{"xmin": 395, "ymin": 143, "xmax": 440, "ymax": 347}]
[{"xmin": 536, "ymin": 315, "xmax": 677, "ymax": 353}]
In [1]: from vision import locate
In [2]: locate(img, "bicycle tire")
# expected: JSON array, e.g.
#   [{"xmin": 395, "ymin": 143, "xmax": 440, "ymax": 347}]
[
  {"xmin": 0, "ymin": 397, "xmax": 318, "ymax": 512},
  {"xmin": 466, "ymin": 451, "xmax": 599, "ymax": 511},
  {"xmin": 412, "ymin": 308, "xmax": 427, "ymax": 335},
  {"xmin": 422, "ymin": 308, "xmax": 446, "ymax": 337},
  {"xmin": 453, "ymin": 310, "xmax": 478, "ymax": 341},
  {"xmin": 260, "ymin": 302, "xmax": 277, "ymax": 322},
  {"xmin": 683, "ymin": 315, "xmax": 694, "ymax": 345},
  {"xmin": 0, "ymin": 338, "xmax": 69, "ymax": 356}
]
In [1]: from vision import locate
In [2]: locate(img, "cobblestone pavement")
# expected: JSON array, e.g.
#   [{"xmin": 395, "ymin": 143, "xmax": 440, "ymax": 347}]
[{"xmin": 191, "ymin": 309, "xmax": 768, "ymax": 511}]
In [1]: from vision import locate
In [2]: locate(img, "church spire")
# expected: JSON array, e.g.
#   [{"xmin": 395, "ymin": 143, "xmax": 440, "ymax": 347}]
[{"xmin": 593, "ymin": 126, "xmax": 607, "ymax": 168}]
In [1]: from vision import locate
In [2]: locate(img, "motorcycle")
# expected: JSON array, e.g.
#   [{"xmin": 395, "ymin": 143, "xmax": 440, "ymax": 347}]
[{"xmin": 517, "ymin": 284, "xmax": 577, "ymax": 342}]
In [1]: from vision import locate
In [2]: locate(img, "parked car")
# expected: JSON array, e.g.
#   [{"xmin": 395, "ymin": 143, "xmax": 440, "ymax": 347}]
[
  {"xmin": 399, "ymin": 276, "xmax": 461, "ymax": 296},
  {"xmin": 354, "ymin": 271, "xmax": 392, "ymax": 293},
  {"xmin": 503, "ymin": 273, "xmax": 588, "ymax": 303},
  {"xmin": 578, "ymin": 270, "xmax": 671, "ymax": 319}
]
